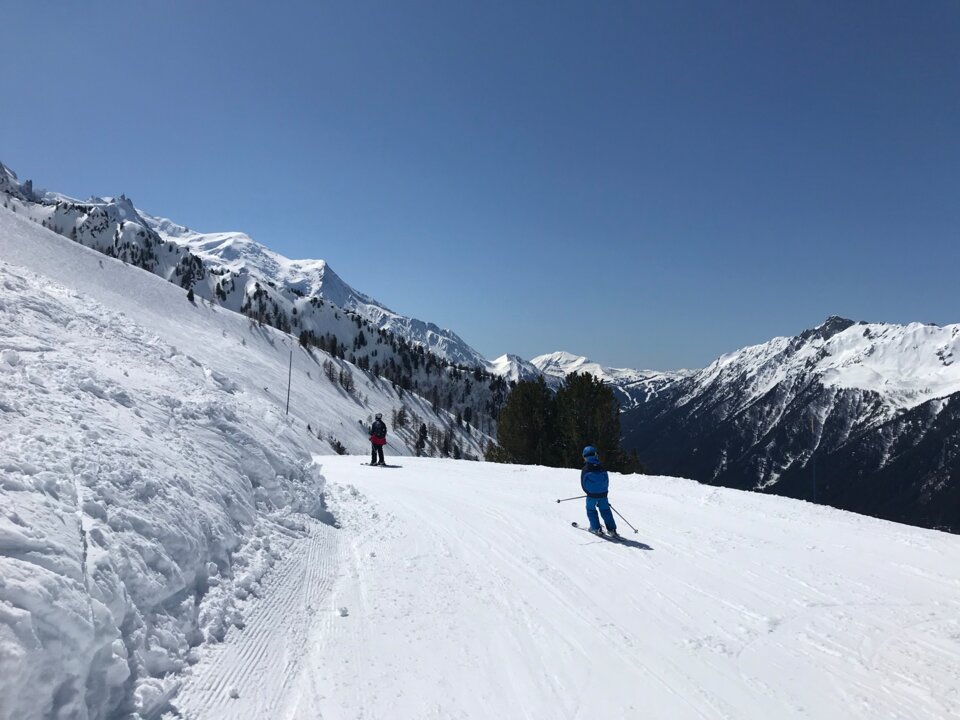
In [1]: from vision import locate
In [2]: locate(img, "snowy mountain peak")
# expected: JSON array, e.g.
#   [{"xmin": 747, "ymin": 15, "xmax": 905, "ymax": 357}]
[
  {"xmin": 138, "ymin": 212, "xmax": 489, "ymax": 366},
  {"xmin": 530, "ymin": 351, "xmax": 673, "ymax": 384},
  {"xmin": 623, "ymin": 315, "xmax": 960, "ymax": 529},
  {"xmin": 531, "ymin": 350, "xmax": 591, "ymax": 371},
  {"xmin": 488, "ymin": 354, "xmax": 545, "ymax": 384},
  {"xmin": 0, "ymin": 161, "xmax": 34, "ymax": 201},
  {"xmin": 695, "ymin": 317, "xmax": 960, "ymax": 412},
  {"xmin": 0, "ymin": 161, "xmax": 490, "ymax": 368},
  {"xmin": 0, "ymin": 160, "xmax": 16, "ymax": 185},
  {"xmin": 143, "ymin": 216, "xmax": 343, "ymax": 301},
  {"xmin": 530, "ymin": 351, "xmax": 688, "ymax": 410},
  {"xmin": 799, "ymin": 315, "xmax": 863, "ymax": 343}
]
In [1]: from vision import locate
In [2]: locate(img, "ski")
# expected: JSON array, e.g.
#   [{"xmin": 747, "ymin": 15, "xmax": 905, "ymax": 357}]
[{"xmin": 571, "ymin": 521, "xmax": 622, "ymax": 541}]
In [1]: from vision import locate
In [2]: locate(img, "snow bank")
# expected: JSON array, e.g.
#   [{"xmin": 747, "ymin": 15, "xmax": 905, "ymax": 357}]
[{"xmin": 0, "ymin": 260, "xmax": 327, "ymax": 720}]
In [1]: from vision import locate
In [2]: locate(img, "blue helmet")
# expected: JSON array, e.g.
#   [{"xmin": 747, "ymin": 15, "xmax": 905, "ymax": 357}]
[{"xmin": 582, "ymin": 445, "xmax": 598, "ymax": 459}]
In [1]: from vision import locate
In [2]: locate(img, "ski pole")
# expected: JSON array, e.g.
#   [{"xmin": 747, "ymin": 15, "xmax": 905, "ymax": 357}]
[
  {"xmin": 556, "ymin": 495, "xmax": 587, "ymax": 504},
  {"xmin": 609, "ymin": 504, "xmax": 639, "ymax": 534}
]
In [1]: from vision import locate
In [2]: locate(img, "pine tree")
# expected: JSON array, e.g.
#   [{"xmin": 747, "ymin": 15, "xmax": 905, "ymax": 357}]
[
  {"xmin": 487, "ymin": 372, "xmax": 636, "ymax": 472},
  {"xmin": 323, "ymin": 359, "xmax": 337, "ymax": 382},
  {"xmin": 416, "ymin": 423, "xmax": 428, "ymax": 455},
  {"xmin": 491, "ymin": 377, "xmax": 559, "ymax": 466},
  {"xmin": 554, "ymin": 372, "xmax": 626, "ymax": 471}
]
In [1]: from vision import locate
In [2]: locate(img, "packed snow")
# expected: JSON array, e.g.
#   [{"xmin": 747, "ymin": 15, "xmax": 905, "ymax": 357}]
[
  {"xmin": 3, "ymin": 204, "xmax": 960, "ymax": 720},
  {"xmin": 174, "ymin": 456, "xmax": 960, "ymax": 720}
]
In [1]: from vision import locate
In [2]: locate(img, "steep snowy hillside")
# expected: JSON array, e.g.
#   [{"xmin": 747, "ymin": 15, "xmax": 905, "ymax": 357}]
[
  {"xmin": 0, "ymin": 162, "xmax": 507, "ymax": 436},
  {"xmin": 622, "ymin": 317, "xmax": 960, "ymax": 531},
  {"xmin": 0, "ymin": 206, "xmax": 489, "ymax": 720},
  {"xmin": 141, "ymin": 211, "xmax": 490, "ymax": 368}
]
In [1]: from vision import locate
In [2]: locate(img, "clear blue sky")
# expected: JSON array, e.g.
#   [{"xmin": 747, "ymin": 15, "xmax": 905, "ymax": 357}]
[{"xmin": 3, "ymin": 1, "xmax": 958, "ymax": 369}]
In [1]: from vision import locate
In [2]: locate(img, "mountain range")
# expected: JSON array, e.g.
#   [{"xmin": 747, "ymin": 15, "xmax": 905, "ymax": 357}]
[
  {"xmin": 0, "ymin": 161, "xmax": 511, "ymax": 439},
  {"xmin": 620, "ymin": 316, "xmax": 960, "ymax": 531},
  {"xmin": 2, "ymin": 161, "xmax": 957, "ymax": 531}
]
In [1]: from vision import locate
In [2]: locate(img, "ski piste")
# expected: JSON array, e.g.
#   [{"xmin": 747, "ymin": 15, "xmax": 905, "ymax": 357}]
[{"xmin": 571, "ymin": 521, "xmax": 622, "ymax": 541}]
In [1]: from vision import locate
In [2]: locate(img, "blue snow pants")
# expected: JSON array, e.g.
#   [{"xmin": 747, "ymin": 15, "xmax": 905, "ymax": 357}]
[{"xmin": 586, "ymin": 497, "xmax": 617, "ymax": 532}]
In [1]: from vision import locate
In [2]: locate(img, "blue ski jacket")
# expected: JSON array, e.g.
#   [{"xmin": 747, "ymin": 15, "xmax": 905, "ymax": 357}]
[{"xmin": 581, "ymin": 457, "xmax": 610, "ymax": 498}]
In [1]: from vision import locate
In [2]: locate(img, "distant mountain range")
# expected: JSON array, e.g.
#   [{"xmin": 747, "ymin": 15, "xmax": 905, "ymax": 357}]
[
  {"xmin": 619, "ymin": 316, "xmax": 960, "ymax": 532},
  {"xmin": 3, "ymin": 161, "xmax": 957, "ymax": 531},
  {"xmin": 530, "ymin": 350, "xmax": 691, "ymax": 407}
]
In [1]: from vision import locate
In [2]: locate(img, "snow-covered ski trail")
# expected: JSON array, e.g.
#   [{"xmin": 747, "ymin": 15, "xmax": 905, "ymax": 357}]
[
  {"xmin": 159, "ymin": 456, "xmax": 960, "ymax": 719},
  {"xmin": 282, "ymin": 456, "xmax": 960, "ymax": 720}
]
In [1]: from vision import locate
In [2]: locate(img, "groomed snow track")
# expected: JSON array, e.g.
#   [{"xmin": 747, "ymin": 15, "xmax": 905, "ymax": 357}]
[{"xmin": 172, "ymin": 456, "xmax": 960, "ymax": 720}]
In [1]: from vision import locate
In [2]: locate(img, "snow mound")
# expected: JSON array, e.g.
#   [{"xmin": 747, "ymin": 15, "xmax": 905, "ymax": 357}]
[{"xmin": 0, "ymin": 259, "xmax": 328, "ymax": 720}]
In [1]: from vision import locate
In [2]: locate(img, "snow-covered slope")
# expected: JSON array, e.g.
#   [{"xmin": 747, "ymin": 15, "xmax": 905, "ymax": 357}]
[
  {"xmin": 174, "ymin": 455, "xmax": 960, "ymax": 720},
  {"xmin": 1, "ymin": 161, "xmax": 509, "ymax": 435},
  {"xmin": 622, "ymin": 316, "xmax": 960, "ymax": 531},
  {"xmin": 1, "ymin": 161, "xmax": 489, "ymax": 369},
  {"xmin": 140, "ymin": 211, "xmax": 491, "ymax": 368},
  {"xmin": 0, "ymin": 205, "xmax": 487, "ymax": 720}
]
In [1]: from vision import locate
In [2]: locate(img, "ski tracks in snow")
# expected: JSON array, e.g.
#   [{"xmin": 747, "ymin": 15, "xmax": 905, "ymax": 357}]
[
  {"xmin": 172, "ymin": 516, "xmax": 341, "ymax": 720},
  {"xmin": 291, "ymin": 457, "xmax": 960, "ymax": 720},
  {"xmin": 288, "ymin": 460, "xmax": 717, "ymax": 720},
  {"xmin": 169, "ymin": 457, "xmax": 960, "ymax": 720}
]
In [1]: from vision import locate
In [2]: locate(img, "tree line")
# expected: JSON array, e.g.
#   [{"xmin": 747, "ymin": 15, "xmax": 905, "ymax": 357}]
[{"xmin": 486, "ymin": 372, "xmax": 643, "ymax": 473}]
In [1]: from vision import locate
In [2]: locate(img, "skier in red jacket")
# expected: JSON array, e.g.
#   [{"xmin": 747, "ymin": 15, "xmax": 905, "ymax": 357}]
[{"xmin": 369, "ymin": 413, "xmax": 387, "ymax": 465}]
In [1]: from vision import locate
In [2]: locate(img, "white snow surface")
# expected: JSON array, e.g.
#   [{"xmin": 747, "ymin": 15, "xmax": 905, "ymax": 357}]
[
  {"xmin": 0, "ymin": 256, "xmax": 327, "ymax": 719},
  {"xmin": 174, "ymin": 455, "xmax": 960, "ymax": 720}
]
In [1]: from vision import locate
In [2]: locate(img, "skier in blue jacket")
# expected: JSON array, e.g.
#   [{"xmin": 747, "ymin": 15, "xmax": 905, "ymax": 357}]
[{"xmin": 581, "ymin": 446, "xmax": 619, "ymax": 538}]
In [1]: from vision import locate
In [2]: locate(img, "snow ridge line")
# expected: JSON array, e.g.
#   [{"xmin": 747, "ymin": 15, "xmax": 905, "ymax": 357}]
[{"xmin": 70, "ymin": 462, "xmax": 96, "ymax": 629}]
